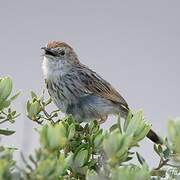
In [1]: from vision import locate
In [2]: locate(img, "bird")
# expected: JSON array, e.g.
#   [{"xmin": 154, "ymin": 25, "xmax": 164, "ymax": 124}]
[{"xmin": 41, "ymin": 41, "xmax": 162, "ymax": 144}]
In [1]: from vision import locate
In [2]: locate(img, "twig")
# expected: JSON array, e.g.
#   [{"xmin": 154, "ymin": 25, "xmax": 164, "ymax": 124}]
[
  {"xmin": 166, "ymin": 163, "xmax": 180, "ymax": 168},
  {"xmin": 0, "ymin": 118, "xmax": 10, "ymax": 124},
  {"xmin": 50, "ymin": 109, "xmax": 59, "ymax": 117},
  {"xmin": 41, "ymin": 104, "xmax": 50, "ymax": 118},
  {"xmin": 155, "ymin": 159, "xmax": 169, "ymax": 170},
  {"xmin": 40, "ymin": 102, "xmax": 55, "ymax": 124}
]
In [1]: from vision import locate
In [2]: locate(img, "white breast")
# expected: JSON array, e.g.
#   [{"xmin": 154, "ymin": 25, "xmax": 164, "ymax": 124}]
[
  {"xmin": 42, "ymin": 56, "xmax": 74, "ymax": 113},
  {"xmin": 42, "ymin": 56, "xmax": 71, "ymax": 80}
]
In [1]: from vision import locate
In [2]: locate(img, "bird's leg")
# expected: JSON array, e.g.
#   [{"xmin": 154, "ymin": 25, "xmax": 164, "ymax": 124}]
[
  {"xmin": 98, "ymin": 115, "xmax": 108, "ymax": 125},
  {"xmin": 76, "ymin": 130, "xmax": 85, "ymax": 136},
  {"xmin": 76, "ymin": 115, "xmax": 108, "ymax": 135}
]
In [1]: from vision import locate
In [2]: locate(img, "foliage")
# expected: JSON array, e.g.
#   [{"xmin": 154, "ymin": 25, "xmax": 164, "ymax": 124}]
[
  {"xmin": 0, "ymin": 76, "xmax": 180, "ymax": 179},
  {"xmin": 0, "ymin": 77, "xmax": 21, "ymax": 135}
]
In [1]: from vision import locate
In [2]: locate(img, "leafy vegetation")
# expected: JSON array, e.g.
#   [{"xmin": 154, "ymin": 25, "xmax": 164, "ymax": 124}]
[{"xmin": 0, "ymin": 76, "xmax": 180, "ymax": 179}]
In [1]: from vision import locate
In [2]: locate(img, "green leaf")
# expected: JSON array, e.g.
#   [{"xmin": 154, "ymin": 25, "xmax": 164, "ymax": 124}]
[
  {"xmin": 29, "ymin": 155, "xmax": 37, "ymax": 167},
  {"xmin": 9, "ymin": 91, "xmax": 21, "ymax": 102},
  {"xmin": 13, "ymin": 112, "xmax": 21, "ymax": 119},
  {"xmin": 124, "ymin": 156, "xmax": 133, "ymax": 162},
  {"xmin": 110, "ymin": 124, "xmax": 118, "ymax": 132},
  {"xmin": 11, "ymin": 111, "xmax": 16, "ymax": 116},
  {"xmin": 45, "ymin": 98, "xmax": 52, "ymax": 106},
  {"xmin": 0, "ymin": 77, "xmax": 12, "ymax": 104},
  {"xmin": 46, "ymin": 123, "xmax": 67, "ymax": 150},
  {"xmin": 26, "ymin": 100, "xmax": 31, "ymax": 113},
  {"xmin": 40, "ymin": 89, "xmax": 45, "ymax": 102},
  {"xmin": 64, "ymin": 152, "xmax": 73, "ymax": 170},
  {"xmin": 118, "ymin": 113, "xmax": 122, "ymax": 134},
  {"xmin": 9, "ymin": 119, "xmax": 15, "ymax": 123},
  {"xmin": 86, "ymin": 169, "xmax": 99, "ymax": 180},
  {"xmin": 154, "ymin": 144, "xmax": 161, "ymax": 156},
  {"xmin": 40, "ymin": 125, "xmax": 49, "ymax": 148},
  {"xmin": 124, "ymin": 111, "xmax": 132, "ymax": 132},
  {"xmin": 0, "ymin": 150, "xmax": 12, "ymax": 159},
  {"xmin": 74, "ymin": 149, "xmax": 89, "ymax": 167},
  {"xmin": 88, "ymin": 159, "xmax": 97, "ymax": 168},
  {"xmin": 136, "ymin": 152, "xmax": 145, "ymax": 165},
  {"xmin": 75, "ymin": 123, "xmax": 84, "ymax": 131},
  {"xmin": 135, "ymin": 124, "xmax": 152, "ymax": 142},
  {"xmin": 94, "ymin": 133, "xmax": 104, "ymax": 148},
  {"xmin": 0, "ymin": 100, "xmax": 11, "ymax": 110},
  {"xmin": 164, "ymin": 137, "xmax": 172, "ymax": 150},
  {"xmin": 163, "ymin": 148, "xmax": 170, "ymax": 159},
  {"xmin": 30, "ymin": 91, "xmax": 37, "ymax": 99},
  {"xmin": 158, "ymin": 144, "xmax": 163, "ymax": 154},
  {"xmin": 8, "ymin": 108, "xmax": 11, "ymax": 114},
  {"xmin": 103, "ymin": 132, "xmax": 131, "ymax": 159},
  {"xmin": 28, "ymin": 101, "xmax": 41, "ymax": 118},
  {"xmin": 0, "ymin": 129, "xmax": 15, "ymax": 136},
  {"xmin": 125, "ymin": 110, "xmax": 142, "ymax": 136},
  {"xmin": 68, "ymin": 123, "xmax": 75, "ymax": 140},
  {"xmin": 89, "ymin": 120, "xmax": 99, "ymax": 134},
  {"xmin": 74, "ymin": 143, "xmax": 89, "ymax": 159},
  {"xmin": 67, "ymin": 115, "xmax": 75, "ymax": 125}
]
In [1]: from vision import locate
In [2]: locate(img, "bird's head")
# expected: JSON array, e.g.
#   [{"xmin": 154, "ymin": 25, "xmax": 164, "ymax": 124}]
[{"xmin": 41, "ymin": 41, "xmax": 79, "ymax": 64}]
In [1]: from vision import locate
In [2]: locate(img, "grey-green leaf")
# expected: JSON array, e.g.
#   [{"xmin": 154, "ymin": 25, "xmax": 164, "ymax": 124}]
[
  {"xmin": 30, "ymin": 91, "xmax": 38, "ymax": 99},
  {"xmin": 136, "ymin": 152, "xmax": 145, "ymax": 165},
  {"xmin": 0, "ymin": 129, "xmax": 16, "ymax": 136}
]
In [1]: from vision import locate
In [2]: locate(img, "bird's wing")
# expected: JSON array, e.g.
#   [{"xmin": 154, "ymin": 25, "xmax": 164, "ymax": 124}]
[{"xmin": 64, "ymin": 65, "xmax": 129, "ymax": 109}]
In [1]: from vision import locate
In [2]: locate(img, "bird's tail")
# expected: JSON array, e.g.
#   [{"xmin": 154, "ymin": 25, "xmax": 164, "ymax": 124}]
[
  {"xmin": 147, "ymin": 129, "xmax": 163, "ymax": 144},
  {"xmin": 120, "ymin": 106, "xmax": 163, "ymax": 144}
]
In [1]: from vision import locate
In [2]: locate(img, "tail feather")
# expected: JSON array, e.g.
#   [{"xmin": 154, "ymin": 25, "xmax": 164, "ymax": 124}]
[
  {"xmin": 120, "ymin": 106, "xmax": 163, "ymax": 144},
  {"xmin": 147, "ymin": 129, "xmax": 163, "ymax": 144}
]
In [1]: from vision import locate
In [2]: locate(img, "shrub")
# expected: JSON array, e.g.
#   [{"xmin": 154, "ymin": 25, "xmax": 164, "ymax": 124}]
[{"xmin": 0, "ymin": 76, "xmax": 180, "ymax": 180}]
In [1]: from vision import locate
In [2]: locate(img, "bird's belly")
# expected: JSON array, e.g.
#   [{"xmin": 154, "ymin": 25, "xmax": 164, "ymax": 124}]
[
  {"xmin": 49, "ymin": 91, "xmax": 68, "ymax": 113},
  {"xmin": 66, "ymin": 94, "xmax": 120, "ymax": 122},
  {"xmin": 47, "ymin": 83, "xmax": 74, "ymax": 113},
  {"xmin": 46, "ymin": 80, "xmax": 124, "ymax": 122}
]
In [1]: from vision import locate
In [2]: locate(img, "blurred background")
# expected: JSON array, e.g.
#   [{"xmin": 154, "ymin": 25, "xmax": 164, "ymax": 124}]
[{"xmin": 0, "ymin": 0, "xmax": 180, "ymax": 167}]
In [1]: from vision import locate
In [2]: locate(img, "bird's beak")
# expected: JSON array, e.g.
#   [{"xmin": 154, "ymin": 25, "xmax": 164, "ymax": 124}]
[
  {"xmin": 41, "ymin": 47, "xmax": 56, "ymax": 56},
  {"xmin": 41, "ymin": 47, "xmax": 51, "ymax": 51}
]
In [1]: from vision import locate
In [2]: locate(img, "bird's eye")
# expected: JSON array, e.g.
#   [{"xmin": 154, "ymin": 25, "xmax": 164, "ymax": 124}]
[{"xmin": 60, "ymin": 50, "xmax": 65, "ymax": 56}]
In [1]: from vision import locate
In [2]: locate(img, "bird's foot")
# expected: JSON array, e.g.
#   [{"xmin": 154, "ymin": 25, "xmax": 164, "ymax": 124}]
[
  {"xmin": 76, "ymin": 130, "xmax": 85, "ymax": 136},
  {"xmin": 98, "ymin": 115, "xmax": 108, "ymax": 125}
]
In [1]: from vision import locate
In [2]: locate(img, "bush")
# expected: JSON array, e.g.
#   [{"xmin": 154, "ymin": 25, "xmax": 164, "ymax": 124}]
[{"xmin": 0, "ymin": 76, "xmax": 180, "ymax": 180}]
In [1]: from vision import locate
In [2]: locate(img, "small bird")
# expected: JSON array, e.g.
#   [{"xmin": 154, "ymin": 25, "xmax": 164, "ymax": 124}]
[{"xmin": 41, "ymin": 41, "xmax": 162, "ymax": 144}]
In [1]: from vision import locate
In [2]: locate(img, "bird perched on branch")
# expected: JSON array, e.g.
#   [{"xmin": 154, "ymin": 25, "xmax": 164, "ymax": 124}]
[{"xmin": 41, "ymin": 41, "xmax": 162, "ymax": 144}]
